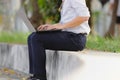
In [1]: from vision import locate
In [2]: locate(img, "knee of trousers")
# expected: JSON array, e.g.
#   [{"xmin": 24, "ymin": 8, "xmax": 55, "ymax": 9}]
[{"xmin": 27, "ymin": 32, "xmax": 37, "ymax": 43}]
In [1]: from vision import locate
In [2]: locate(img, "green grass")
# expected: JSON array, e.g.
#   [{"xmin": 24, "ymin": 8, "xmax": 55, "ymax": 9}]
[
  {"xmin": 0, "ymin": 32, "xmax": 120, "ymax": 53},
  {"xmin": 86, "ymin": 35, "xmax": 120, "ymax": 53},
  {"xmin": 0, "ymin": 32, "xmax": 30, "ymax": 44}
]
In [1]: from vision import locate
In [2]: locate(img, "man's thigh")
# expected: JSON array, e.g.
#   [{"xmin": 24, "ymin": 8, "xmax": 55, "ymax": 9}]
[{"xmin": 35, "ymin": 31, "xmax": 79, "ymax": 51}]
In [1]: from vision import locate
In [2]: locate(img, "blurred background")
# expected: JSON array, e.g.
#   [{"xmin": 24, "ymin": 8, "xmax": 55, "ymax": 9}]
[{"xmin": 0, "ymin": 0, "xmax": 120, "ymax": 52}]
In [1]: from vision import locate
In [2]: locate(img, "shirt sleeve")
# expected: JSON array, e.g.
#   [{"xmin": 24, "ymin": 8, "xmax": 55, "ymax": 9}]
[{"xmin": 70, "ymin": 0, "xmax": 90, "ymax": 17}]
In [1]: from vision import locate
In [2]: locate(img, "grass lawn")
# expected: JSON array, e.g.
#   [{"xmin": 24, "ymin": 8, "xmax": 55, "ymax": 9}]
[
  {"xmin": 0, "ymin": 32, "xmax": 120, "ymax": 53},
  {"xmin": 86, "ymin": 36, "xmax": 120, "ymax": 53},
  {"xmin": 0, "ymin": 32, "xmax": 29, "ymax": 44}
]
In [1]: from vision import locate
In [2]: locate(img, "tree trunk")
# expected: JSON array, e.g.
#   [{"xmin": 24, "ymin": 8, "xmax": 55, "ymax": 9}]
[
  {"xmin": 86, "ymin": 0, "xmax": 94, "ymax": 35},
  {"xmin": 105, "ymin": 0, "xmax": 118, "ymax": 37}
]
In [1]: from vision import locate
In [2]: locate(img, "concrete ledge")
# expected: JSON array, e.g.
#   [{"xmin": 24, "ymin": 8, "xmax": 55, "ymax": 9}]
[{"xmin": 0, "ymin": 43, "xmax": 120, "ymax": 80}]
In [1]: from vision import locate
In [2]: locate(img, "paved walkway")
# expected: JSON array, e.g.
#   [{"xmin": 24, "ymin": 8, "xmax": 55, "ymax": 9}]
[
  {"xmin": 0, "ymin": 50, "xmax": 120, "ymax": 80},
  {"xmin": 0, "ymin": 68, "xmax": 30, "ymax": 80}
]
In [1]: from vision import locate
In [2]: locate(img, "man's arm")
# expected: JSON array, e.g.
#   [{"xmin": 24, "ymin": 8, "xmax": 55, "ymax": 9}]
[
  {"xmin": 61, "ymin": 16, "xmax": 89, "ymax": 29},
  {"xmin": 37, "ymin": 16, "xmax": 89, "ymax": 31}
]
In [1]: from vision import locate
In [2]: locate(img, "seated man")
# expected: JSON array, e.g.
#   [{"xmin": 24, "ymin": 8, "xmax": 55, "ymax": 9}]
[{"xmin": 27, "ymin": 0, "xmax": 90, "ymax": 80}]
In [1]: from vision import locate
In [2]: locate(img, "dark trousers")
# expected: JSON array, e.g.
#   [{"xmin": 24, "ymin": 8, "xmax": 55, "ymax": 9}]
[{"xmin": 27, "ymin": 31, "xmax": 86, "ymax": 78}]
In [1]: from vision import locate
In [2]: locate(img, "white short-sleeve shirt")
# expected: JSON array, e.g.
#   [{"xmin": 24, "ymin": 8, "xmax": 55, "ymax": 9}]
[
  {"xmin": 110, "ymin": 0, "xmax": 120, "ymax": 16},
  {"xmin": 60, "ymin": 0, "xmax": 90, "ymax": 34}
]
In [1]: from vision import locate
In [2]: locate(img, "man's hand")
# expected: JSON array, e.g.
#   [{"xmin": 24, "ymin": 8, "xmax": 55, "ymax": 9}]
[
  {"xmin": 37, "ymin": 24, "xmax": 64, "ymax": 31},
  {"xmin": 46, "ymin": 24, "xmax": 64, "ymax": 30},
  {"xmin": 37, "ymin": 24, "xmax": 51, "ymax": 31}
]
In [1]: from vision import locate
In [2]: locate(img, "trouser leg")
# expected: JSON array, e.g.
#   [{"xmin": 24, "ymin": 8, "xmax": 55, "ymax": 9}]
[
  {"xmin": 27, "ymin": 31, "xmax": 86, "ymax": 78},
  {"xmin": 28, "ymin": 33, "xmax": 34, "ymax": 73},
  {"xmin": 28, "ymin": 32, "xmax": 46, "ymax": 76}
]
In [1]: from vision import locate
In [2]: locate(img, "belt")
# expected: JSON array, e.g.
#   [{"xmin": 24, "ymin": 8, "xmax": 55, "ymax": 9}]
[{"xmin": 78, "ymin": 33, "xmax": 87, "ymax": 35}]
